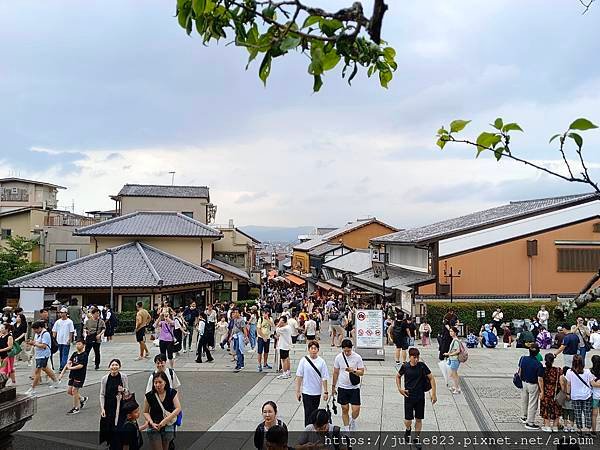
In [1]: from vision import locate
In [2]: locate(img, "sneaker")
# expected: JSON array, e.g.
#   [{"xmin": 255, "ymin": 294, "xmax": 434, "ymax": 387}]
[
  {"xmin": 525, "ymin": 423, "xmax": 540, "ymax": 430},
  {"xmin": 94, "ymin": 366, "xmax": 99, "ymax": 371},
  {"xmin": 233, "ymin": 368, "xmax": 241, "ymax": 373},
  {"xmin": 80, "ymin": 396, "xmax": 88, "ymax": 409},
  {"xmin": 182, "ymin": 349, "xmax": 187, "ymax": 353},
  {"xmin": 541, "ymin": 426, "xmax": 552, "ymax": 432},
  {"xmin": 552, "ymin": 427, "xmax": 559, "ymax": 433},
  {"xmin": 48, "ymin": 382, "xmax": 57, "ymax": 389},
  {"xmin": 257, "ymin": 365, "xmax": 262, "ymax": 372},
  {"xmin": 349, "ymin": 417, "xmax": 357, "ymax": 431},
  {"xmin": 276, "ymin": 373, "xmax": 290, "ymax": 379},
  {"xmin": 520, "ymin": 417, "xmax": 527, "ymax": 424},
  {"xmin": 25, "ymin": 388, "xmax": 36, "ymax": 396},
  {"xmin": 263, "ymin": 364, "xmax": 273, "ymax": 369},
  {"xmin": 67, "ymin": 408, "xmax": 80, "ymax": 415},
  {"xmin": 134, "ymin": 356, "xmax": 144, "ymax": 361}
]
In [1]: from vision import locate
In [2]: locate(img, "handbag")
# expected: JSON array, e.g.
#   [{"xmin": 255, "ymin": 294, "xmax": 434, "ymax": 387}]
[
  {"xmin": 342, "ymin": 353, "xmax": 361, "ymax": 386},
  {"xmin": 513, "ymin": 357, "xmax": 524, "ymax": 389},
  {"xmin": 164, "ymin": 321, "xmax": 179, "ymax": 346},
  {"xmin": 578, "ymin": 329, "xmax": 593, "ymax": 352},
  {"xmin": 85, "ymin": 321, "xmax": 100, "ymax": 345},
  {"xmin": 8, "ymin": 340, "xmax": 22, "ymax": 357},
  {"xmin": 155, "ymin": 391, "xmax": 178, "ymax": 426},
  {"xmin": 554, "ymin": 372, "xmax": 567, "ymax": 407}
]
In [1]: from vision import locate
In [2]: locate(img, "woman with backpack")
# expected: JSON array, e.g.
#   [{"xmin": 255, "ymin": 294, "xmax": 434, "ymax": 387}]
[
  {"xmin": 253, "ymin": 401, "xmax": 287, "ymax": 450},
  {"xmin": 443, "ymin": 327, "xmax": 462, "ymax": 394}
]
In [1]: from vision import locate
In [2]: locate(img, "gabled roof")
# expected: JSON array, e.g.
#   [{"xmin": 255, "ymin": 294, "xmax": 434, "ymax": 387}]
[
  {"xmin": 308, "ymin": 243, "xmax": 348, "ymax": 257},
  {"xmin": 235, "ymin": 228, "xmax": 261, "ymax": 244},
  {"xmin": 294, "ymin": 218, "xmax": 398, "ymax": 251},
  {"xmin": 74, "ymin": 211, "xmax": 222, "ymax": 238},
  {"xmin": 373, "ymin": 193, "xmax": 600, "ymax": 245},
  {"xmin": 323, "ymin": 250, "xmax": 373, "ymax": 274},
  {"xmin": 203, "ymin": 258, "xmax": 250, "ymax": 280},
  {"xmin": 0, "ymin": 177, "xmax": 66, "ymax": 189},
  {"xmin": 116, "ymin": 184, "xmax": 209, "ymax": 199},
  {"xmin": 8, "ymin": 242, "xmax": 221, "ymax": 288},
  {"xmin": 351, "ymin": 266, "xmax": 435, "ymax": 292},
  {"xmin": 0, "ymin": 207, "xmax": 34, "ymax": 217}
]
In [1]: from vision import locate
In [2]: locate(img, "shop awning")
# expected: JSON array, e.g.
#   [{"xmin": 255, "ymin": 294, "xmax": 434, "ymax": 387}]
[
  {"xmin": 268, "ymin": 270, "xmax": 278, "ymax": 280},
  {"xmin": 316, "ymin": 281, "xmax": 345, "ymax": 295},
  {"xmin": 285, "ymin": 274, "xmax": 306, "ymax": 285}
]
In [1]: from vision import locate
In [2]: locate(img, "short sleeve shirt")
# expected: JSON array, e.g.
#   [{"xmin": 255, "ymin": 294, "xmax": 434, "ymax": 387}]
[
  {"xmin": 333, "ymin": 351, "xmax": 364, "ymax": 389},
  {"xmin": 399, "ymin": 362, "xmax": 431, "ymax": 400},
  {"xmin": 52, "ymin": 318, "xmax": 75, "ymax": 345},
  {"xmin": 35, "ymin": 331, "xmax": 52, "ymax": 359},
  {"xmin": 69, "ymin": 351, "xmax": 88, "ymax": 381},
  {"xmin": 296, "ymin": 356, "xmax": 329, "ymax": 395}
]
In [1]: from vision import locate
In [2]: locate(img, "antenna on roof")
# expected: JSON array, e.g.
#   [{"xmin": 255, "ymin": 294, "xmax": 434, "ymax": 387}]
[{"xmin": 168, "ymin": 171, "xmax": 176, "ymax": 186}]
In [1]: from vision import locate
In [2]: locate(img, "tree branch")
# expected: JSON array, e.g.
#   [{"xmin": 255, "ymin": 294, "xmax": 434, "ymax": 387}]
[
  {"xmin": 368, "ymin": 0, "xmax": 388, "ymax": 44},
  {"xmin": 557, "ymin": 135, "xmax": 575, "ymax": 179},
  {"xmin": 579, "ymin": 0, "xmax": 595, "ymax": 14}
]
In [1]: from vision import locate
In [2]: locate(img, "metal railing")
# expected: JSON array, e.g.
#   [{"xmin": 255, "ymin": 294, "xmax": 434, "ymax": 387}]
[{"xmin": 44, "ymin": 215, "xmax": 99, "ymax": 227}]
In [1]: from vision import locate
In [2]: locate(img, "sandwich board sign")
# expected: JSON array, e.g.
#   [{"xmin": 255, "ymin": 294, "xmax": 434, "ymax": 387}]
[{"xmin": 355, "ymin": 309, "xmax": 385, "ymax": 360}]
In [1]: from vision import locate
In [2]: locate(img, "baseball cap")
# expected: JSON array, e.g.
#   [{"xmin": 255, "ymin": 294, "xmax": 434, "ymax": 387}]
[{"xmin": 60, "ymin": 307, "xmax": 68, "ymax": 313}]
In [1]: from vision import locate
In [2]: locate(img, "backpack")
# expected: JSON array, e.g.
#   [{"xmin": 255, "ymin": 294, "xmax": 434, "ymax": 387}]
[
  {"xmin": 44, "ymin": 331, "xmax": 59, "ymax": 354},
  {"xmin": 458, "ymin": 341, "xmax": 469, "ymax": 363},
  {"xmin": 485, "ymin": 332, "xmax": 498, "ymax": 347},
  {"xmin": 401, "ymin": 362, "xmax": 432, "ymax": 392},
  {"xmin": 329, "ymin": 310, "xmax": 340, "ymax": 321}
]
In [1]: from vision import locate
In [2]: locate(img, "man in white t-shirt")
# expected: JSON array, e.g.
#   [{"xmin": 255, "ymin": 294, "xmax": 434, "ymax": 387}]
[
  {"xmin": 288, "ymin": 314, "xmax": 300, "ymax": 344},
  {"xmin": 305, "ymin": 317, "xmax": 317, "ymax": 341},
  {"xmin": 332, "ymin": 338, "xmax": 365, "ymax": 431},
  {"xmin": 275, "ymin": 316, "xmax": 293, "ymax": 379},
  {"xmin": 537, "ymin": 306, "xmax": 549, "ymax": 328},
  {"xmin": 590, "ymin": 328, "xmax": 600, "ymax": 350},
  {"xmin": 295, "ymin": 340, "xmax": 329, "ymax": 426},
  {"xmin": 52, "ymin": 307, "xmax": 75, "ymax": 371}
]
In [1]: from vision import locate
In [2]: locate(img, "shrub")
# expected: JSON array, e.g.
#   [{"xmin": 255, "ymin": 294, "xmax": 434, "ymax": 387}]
[
  {"xmin": 425, "ymin": 301, "xmax": 600, "ymax": 335},
  {"xmin": 236, "ymin": 299, "xmax": 258, "ymax": 309},
  {"xmin": 116, "ymin": 311, "xmax": 137, "ymax": 333}
]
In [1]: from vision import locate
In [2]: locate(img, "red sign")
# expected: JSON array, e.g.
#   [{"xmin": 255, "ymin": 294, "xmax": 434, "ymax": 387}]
[
  {"xmin": 357, "ymin": 312, "xmax": 366, "ymax": 321},
  {"xmin": 358, "ymin": 329, "xmax": 364, "ymax": 336},
  {"xmin": 366, "ymin": 329, "xmax": 373, "ymax": 336},
  {"xmin": 375, "ymin": 330, "xmax": 381, "ymax": 336}
]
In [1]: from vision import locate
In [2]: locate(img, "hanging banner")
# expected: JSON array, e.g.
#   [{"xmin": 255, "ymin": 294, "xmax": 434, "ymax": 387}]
[{"xmin": 355, "ymin": 309, "xmax": 384, "ymax": 349}]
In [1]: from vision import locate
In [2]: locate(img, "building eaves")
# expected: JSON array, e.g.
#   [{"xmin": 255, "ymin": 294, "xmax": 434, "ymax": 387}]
[
  {"xmin": 203, "ymin": 258, "xmax": 250, "ymax": 280},
  {"xmin": 117, "ymin": 184, "xmax": 209, "ymax": 199},
  {"xmin": 0, "ymin": 177, "xmax": 66, "ymax": 189}
]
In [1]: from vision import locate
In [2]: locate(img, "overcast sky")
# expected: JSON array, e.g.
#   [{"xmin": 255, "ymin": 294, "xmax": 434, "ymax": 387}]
[{"xmin": 1, "ymin": 1, "xmax": 599, "ymax": 228}]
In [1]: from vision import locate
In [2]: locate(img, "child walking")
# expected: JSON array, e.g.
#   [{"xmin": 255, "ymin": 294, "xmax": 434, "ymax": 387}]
[{"xmin": 59, "ymin": 338, "xmax": 89, "ymax": 414}]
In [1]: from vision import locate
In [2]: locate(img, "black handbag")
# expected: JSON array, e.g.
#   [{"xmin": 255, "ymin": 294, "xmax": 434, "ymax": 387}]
[
  {"xmin": 342, "ymin": 353, "xmax": 361, "ymax": 386},
  {"xmin": 578, "ymin": 329, "xmax": 593, "ymax": 352}
]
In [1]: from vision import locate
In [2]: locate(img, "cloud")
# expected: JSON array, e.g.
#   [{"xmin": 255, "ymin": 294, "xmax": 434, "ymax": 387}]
[{"xmin": 235, "ymin": 191, "xmax": 268, "ymax": 204}]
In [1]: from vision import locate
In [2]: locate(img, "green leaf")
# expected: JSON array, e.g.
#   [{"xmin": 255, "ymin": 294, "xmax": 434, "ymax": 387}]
[
  {"xmin": 185, "ymin": 12, "xmax": 193, "ymax": 35},
  {"xmin": 450, "ymin": 120, "xmax": 471, "ymax": 133},
  {"xmin": 192, "ymin": 0, "xmax": 206, "ymax": 15},
  {"xmin": 493, "ymin": 118, "xmax": 503, "ymax": 130},
  {"xmin": 302, "ymin": 15, "xmax": 321, "ymax": 29},
  {"xmin": 313, "ymin": 74, "xmax": 323, "ymax": 92},
  {"xmin": 367, "ymin": 65, "xmax": 376, "ymax": 77},
  {"xmin": 309, "ymin": 43, "xmax": 324, "ymax": 75},
  {"xmin": 319, "ymin": 19, "xmax": 343, "ymax": 37},
  {"xmin": 258, "ymin": 52, "xmax": 272, "ymax": 86},
  {"xmin": 569, "ymin": 118, "xmax": 598, "ymax": 131},
  {"xmin": 436, "ymin": 139, "xmax": 447, "ymax": 149},
  {"xmin": 494, "ymin": 146, "xmax": 505, "ymax": 161},
  {"xmin": 502, "ymin": 123, "xmax": 523, "ymax": 132},
  {"xmin": 321, "ymin": 51, "xmax": 341, "ymax": 71},
  {"xmin": 378, "ymin": 69, "xmax": 392, "ymax": 88},
  {"xmin": 262, "ymin": 6, "xmax": 276, "ymax": 20},
  {"xmin": 437, "ymin": 127, "xmax": 448, "ymax": 136},
  {"xmin": 476, "ymin": 132, "xmax": 501, "ymax": 152},
  {"xmin": 549, "ymin": 133, "xmax": 562, "ymax": 144},
  {"xmin": 383, "ymin": 47, "xmax": 396, "ymax": 63},
  {"xmin": 279, "ymin": 36, "xmax": 301, "ymax": 52},
  {"xmin": 177, "ymin": 8, "xmax": 189, "ymax": 28},
  {"xmin": 568, "ymin": 132, "xmax": 583, "ymax": 149},
  {"xmin": 347, "ymin": 63, "xmax": 358, "ymax": 85}
]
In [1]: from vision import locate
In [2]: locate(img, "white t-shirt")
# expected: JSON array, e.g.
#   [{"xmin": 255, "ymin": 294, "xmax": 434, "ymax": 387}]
[
  {"xmin": 537, "ymin": 310, "xmax": 549, "ymax": 324},
  {"xmin": 276, "ymin": 325, "xmax": 293, "ymax": 350},
  {"xmin": 145, "ymin": 368, "xmax": 181, "ymax": 393},
  {"xmin": 333, "ymin": 351, "xmax": 364, "ymax": 390},
  {"xmin": 305, "ymin": 320, "xmax": 317, "ymax": 336},
  {"xmin": 296, "ymin": 355, "xmax": 329, "ymax": 395},
  {"xmin": 590, "ymin": 332, "xmax": 600, "ymax": 350},
  {"xmin": 52, "ymin": 318, "xmax": 75, "ymax": 345},
  {"xmin": 566, "ymin": 369, "xmax": 594, "ymax": 400},
  {"xmin": 288, "ymin": 318, "xmax": 299, "ymax": 337}
]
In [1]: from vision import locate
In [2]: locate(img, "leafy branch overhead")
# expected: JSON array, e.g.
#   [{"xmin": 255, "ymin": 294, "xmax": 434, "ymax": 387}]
[
  {"xmin": 175, "ymin": 0, "xmax": 397, "ymax": 91},
  {"xmin": 436, "ymin": 117, "xmax": 599, "ymax": 193}
]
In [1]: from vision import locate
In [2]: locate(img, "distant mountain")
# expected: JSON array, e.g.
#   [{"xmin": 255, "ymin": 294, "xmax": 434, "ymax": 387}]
[{"xmin": 238, "ymin": 226, "xmax": 314, "ymax": 243}]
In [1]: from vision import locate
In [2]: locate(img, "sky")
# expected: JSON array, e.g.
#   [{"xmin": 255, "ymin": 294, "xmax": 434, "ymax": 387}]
[{"xmin": 1, "ymin": 0, "xmax": 599, "ymax": 228}]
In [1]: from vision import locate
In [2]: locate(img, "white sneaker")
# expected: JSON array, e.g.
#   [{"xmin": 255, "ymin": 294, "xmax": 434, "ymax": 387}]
[
  {"xmin": 349, "ymin": 418, "xmax": 357, "ymax": 431},
  {"xmin": 552, "ymin": 427, "xmax": 559, "ymax": 433},
  {"xmin": 25, "ymin": 388, "xmax": 36, "ymax": 396},
  {"xmin": 182, "ymin": 349, "xmax": 187, "ymax": 353},
  {"xmin": 541, "ymin": 426, "xmax": 552, "ymax": 433}
]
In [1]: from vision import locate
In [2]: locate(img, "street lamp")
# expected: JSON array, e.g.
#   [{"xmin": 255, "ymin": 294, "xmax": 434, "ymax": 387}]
[
  {"xmin": 443, "ymin": 266, "xmax": 461, "ymax": 303},
  {"xmin": 106, "ymin": 248, "xmax": 116, "ymax": 311}
]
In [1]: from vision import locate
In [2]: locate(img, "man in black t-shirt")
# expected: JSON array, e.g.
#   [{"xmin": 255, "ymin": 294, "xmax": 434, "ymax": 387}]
[{"xmin": 397, "ymin": 348, "xmax": 437, "ymax": 447}]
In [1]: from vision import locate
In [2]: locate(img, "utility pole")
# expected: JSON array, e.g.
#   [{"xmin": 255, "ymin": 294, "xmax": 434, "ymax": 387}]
[
  {"xmin": 169, "ymin": 171, "xmax": 176, "ymax": 186},
  {"xmin": 443, "ymin": 266, "xmax": 462, "ymax": 303},
  {"xmin": 107, "ymin": 248, "xmax": 115, "ymax": 310}
]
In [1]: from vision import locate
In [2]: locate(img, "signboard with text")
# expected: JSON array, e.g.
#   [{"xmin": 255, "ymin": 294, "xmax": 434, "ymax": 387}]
[{"xmin": 356, "ymin": 309, "xmax": 384, "ymax": 350}]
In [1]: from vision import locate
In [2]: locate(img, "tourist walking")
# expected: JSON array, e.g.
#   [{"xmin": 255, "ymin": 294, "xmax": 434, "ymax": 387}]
[
  {"xmin": 257, "ymin": 310, "xmax": 274, "ymax": 372},
  {"xmin": 560, "ymin": 366, "xmax": 576, "ymax": 432},
  {"xmin": 590, "ymin": 355, "xmax": 600, "ymax": 433},
  {"xmin": 155, "ymin": 310, "xmax": 176, "ymax": 369},
  {"xmin": 231, "ymin": 309, "xmax": 248, "ymax": 372},
  {"xmin": 305, "ymin": 314, "xmax": 317, "ymax": 342},
  {"xmin": 25, "ymin": 321, "xmax": 58, "ymax": 395},
  {"xmin": 205, "ymin": 303, "xmax": 217, "ymax": 349},
  {"xmin": 216, "ymin": 316, "xmax": 228, "ymax": 349},
  {"xmin": 116, "ymin": 397, "xmax": 145, "ymax": 450},
  {"xmin": 555, "ymin": 326, "xmax": 579, "ymax": 368},
  {"xmin": 183, "ymin": 301, "xmax": 199, "ymax": 353},
  {"xmin": 248, "ymin": 307, "xmax": 258, "ymax": 350},
  {"xmin": 390, "ymin": 313, "xmax": 407, "ymax": 365},
  {"xmin": 397, "ymin": 348, "xmax": 437, "ymax": 447},
  {"xmin": 143, "ymin": 371, "xmax": 181, "ymax": 450},
  {"xmin": 438, "ymin": 309, "xmax": 457, "ymax": 361},
  {"xmin": 13, "ymin": 312, "xmax": 28, "ymax": 364},
  {"xmin": 332, "ymin": 339, "xmax": 364, "ymax": 431},
  {"xmin": 492, "ymin": 307, "xmax": 503, "ymax": 336},
  {"xmin": 103, "ymin": 304, "xmax": 117, "ymax": 343},
  {"xmin": 59, "ymin": 338, "xmax": 89, "ymax": 415},
  {"xmin": 53, "ymin": 307, "xmax": 75, "ymax": 371},
  {"xmin": 566, "ymin": 354, "xmax": 594, "ymax": 433},
  {"xmin": 518, "ymin": 343, "xmax": 544, "ymax": 430},
  {"xmin": 134, "ymin": 301, "xmax": 151, "ymax": 361},
  {"xmin": 329, "ymin": 306, "xmax": 344, "ymax": 347},
  {"xmin": 275, "ymin": 315, "xmax": 292, "ymax": 379},
  {"xmin": 172, "ymin": 308, "xmax": 187, "ymax": 356},
  {"xmin": 0, "ymin": 324, "xmax": 15, "ymax": 385},
  {"xmin": 84, "ymin": 307, "xmax": 106, "ymax": 370},
  {"xmin": 443, "ymin": 327, "xmax": 462, "ymax": 394},
  {"xmin": 419, "ymin": 320, "xmax": 431, "ymax": 347},
  {"xmin": 253, "ymin": 401, "xmax": 287, "ymax": 450},
  {"xmin": 99, "ymin": 358, "xmax": 129, "ymax": 448},
  {"xmin": 67, "ymin": 299, "xmax": 82, "ymax": 338},
  {"xmin": 539, "ymin": 353, "xmax": 562, "ymax": 432},
  {"xmin": 196, "ymin": 312, "xmax": 214, "ymax": 363},
  {"xmin": 537, "ymin": 305, "xmax": 549, "ymax": 329},
  {"xmin": 575, "ymin": 317, "xmax": 591, "ymax": 367},
  {"xmin": 145, "ymin": 354, "xmax": 182, "ymax": 393},
  {"xmin": 296, "ymin": 341, "xmax": 329, "ymax": 426}
]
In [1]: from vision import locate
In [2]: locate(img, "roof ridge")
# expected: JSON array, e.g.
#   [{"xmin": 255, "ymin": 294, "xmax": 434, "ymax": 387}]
[
  {"xmin": 509, "ymin": 192, "xmax": 596, "ymax": 204},
  {"xmin": 174, "ymin": 212, "xmax": 222, "ymax": 234},
  {"xmin": 135, "ymin": 242, "xmax": 163, "ymax": 286},
  {"xmin": 137, "ymin": 242, "xmax": 222, "ymax": 279},
  {"xmin": 75, "ymin": 211, "xmax": 140, "ymax": 233},
  {"xmin": 124, "ymin": 183, "xmax": 209, "ymax": 188}
]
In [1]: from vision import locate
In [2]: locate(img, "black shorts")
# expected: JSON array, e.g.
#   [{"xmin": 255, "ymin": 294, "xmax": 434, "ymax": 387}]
[
  {"xmin": 306, "ymin": 335, "xmax": 316, "ymax": 341},
  {"xmin": 135, "ymin": 328, "xmax": 145, "ymax": 342},
  {"xmin": 404, "ymin": 397, "xmax": 425, "ymax": 420},
  {"xmin": 337, "ymin": 387, "xmax": 361, "ymax": 405},
  {"xmin": 279, "ymin": 349, "xmax": 290, "ymax": 360},
  {"xmin": 394, "ymin": 337, "xmax": 408, "ymax": 350},
  {"xmin": 257, "ymin": 337, "xmax": 270, "ymax": 354},
  {"xmin": 292, "ymin": 335, "xmax": 298, "ymax": 344},
  {"xmin": 68, "ymin": 378, "xmax": 85, "ymax": 389}
]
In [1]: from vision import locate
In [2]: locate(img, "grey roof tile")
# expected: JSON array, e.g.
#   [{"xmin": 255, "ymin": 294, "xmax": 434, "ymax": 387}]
[
  {"xmin": 8, "ymin": 242, "xmax": 221, "ymax": 288},
  {"xmin": 74, "ymin": 211, "xmax": 222, "ymax": 238},
  {"xmin": 203, "ymin": 259, "xmax": 250, "ymax": 280},
  {"xmin": 373, "ymin": 193, "xmax": 599, "ymax": 244},
  {"xmin": 118, "ymin": 184, "xmax": 209, "ymax": 198},
  {"xmin": 323, "ymin": 250, "xmax": 373, "ymax": 274},
  {"xmin": 351, "ymin": 266, "xmax": 435, "ymax": 292},
  {"xmin": 308, "ymin": 243, "xmax": 345, "ymax": 257}
]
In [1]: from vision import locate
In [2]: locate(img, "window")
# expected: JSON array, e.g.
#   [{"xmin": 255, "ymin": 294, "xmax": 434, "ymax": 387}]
[
  {"xmin": 215, "ymin": 281, "xmax": 232, "ymax": 302},
  {"xmin": 557, "ymin": 248, "xmax": 600, "ymax": 272},
  {"xmin": 1, "ymin": 229, "xmax": 11, "ymax": 240},
  {"xmin": 121, "ymin": 295, "xmax": 151, "ymax": 312},
  {"xmin": 181, "ymin": 211, "xmax": 194, "ymax": 218},
  {"xmin": 56, "ymin": 249, "xmax": 78, "ymax": 263}
]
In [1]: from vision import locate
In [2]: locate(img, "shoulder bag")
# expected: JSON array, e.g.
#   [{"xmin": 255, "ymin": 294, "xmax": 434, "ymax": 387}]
[
  {"xmin": 85, "ymin": 321, "xmax": 100, "ymax": 345},
  {"xmin": 578, "ymin": 328, "xmax": 593, "ymax": 352},
  {"xmin": 304, "ymin": 355, "xmax": 323, "ymax": 378},
  {"xmin": 155, "ymin": 391, "xmax": 178, "ymax": 426},
  {"xmin": 554, "ymin": 369, "xmax": 567, "ymax": 407},
  {"xmin": 513, "ymin": 356, "xmax": 524, "ymax": 389},
  {"xmin": 342, "ymin": 353, "xmax": 361, "ymax": 386}
]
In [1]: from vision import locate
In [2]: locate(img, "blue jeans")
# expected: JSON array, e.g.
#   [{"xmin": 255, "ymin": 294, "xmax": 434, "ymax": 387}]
[
  {"xmin": 58, "ymin": 344, "xmax": 70, "ymax": 370},
  {"xmin": 249, "ymin": 324, "xmax": 257, "ymax": 349},
  {"xmin": 234, "ymin": 335, "xmax": 244, "ymax": 369},
  {"xmin": 578, "ymin": 346, "xmax": 587, "ymax": 366}
]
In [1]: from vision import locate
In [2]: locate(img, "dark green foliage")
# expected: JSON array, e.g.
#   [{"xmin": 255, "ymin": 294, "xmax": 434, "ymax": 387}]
[{"xmin": 0, "ymin": 236, "xmax": 43, "ymax": 286}]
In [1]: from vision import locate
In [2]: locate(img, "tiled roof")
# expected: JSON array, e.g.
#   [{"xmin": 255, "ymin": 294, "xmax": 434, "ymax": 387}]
[
  {"xmin": 74, "ymin": 211, "xmax": 222, "ymax": 238},
  {"xmin": 351, "ymin": 266, "xmax": 435, "ymax": 292},
  {"xmin": 8, "ymin": 242, "xmax": 221, "ymax": 288},
  {"xmin": 294, "ymin": 218, "xmax": 398, "ymax": 251},
  {"xmin": 308, "ymin": 243, "xmax": 345, "ymax": 257},
  {"xmin": 0, "ymin": 177, "xmax": 66, "ymax": 189},
  {"xmin": 373, "ymin": 193, "xmax": 599, "ymax": 244},
  {"xmin": 203, "ymin": 259, "xmax": 250, "ymax": 280},
  {"xmin": 117, "ymin": 184, "xmax": 209, "ymax": 199},
  {"xmin": 323, "ymin": 250, "xmax": 373, "ymax": 274}
]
